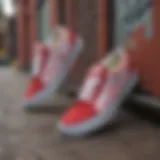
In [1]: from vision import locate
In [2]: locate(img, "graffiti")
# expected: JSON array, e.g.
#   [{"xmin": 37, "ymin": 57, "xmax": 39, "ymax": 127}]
[
  {"xmin": 124, "ymin": 0, "xmax": 152, "ymax": 23},
  {"xmin": 114, "ymin": 0, "xmax": 153, "ymax": 46}
]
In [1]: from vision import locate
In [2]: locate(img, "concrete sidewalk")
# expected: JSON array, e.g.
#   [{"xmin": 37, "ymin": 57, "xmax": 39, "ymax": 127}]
[{"xmin": 0, "ymin": 67, "xmax": 160, "ymax": 160}]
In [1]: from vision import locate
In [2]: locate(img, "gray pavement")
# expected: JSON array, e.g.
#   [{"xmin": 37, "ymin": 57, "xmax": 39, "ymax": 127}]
[{"xmin": 0, "ymin": 67, "xmax": 160, "ymax": 160}]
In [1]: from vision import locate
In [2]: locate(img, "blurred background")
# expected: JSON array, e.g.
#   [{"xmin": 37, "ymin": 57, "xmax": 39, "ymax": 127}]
[{"xmin": 0, "ymin": 0, "xmax": 160, "ymax": 159}]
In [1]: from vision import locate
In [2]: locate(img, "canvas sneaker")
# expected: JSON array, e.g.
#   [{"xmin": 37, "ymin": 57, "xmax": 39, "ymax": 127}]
[
  {"xmin": 58, "ymin": 48, "xmax": 138, "ymax": 136},
  {"xmin": 24, "ymin": 42, "xmax": 51, "ymax": 106},
  {"xmin": 24, "ymin": 27, "xmax": 83, "ymax": 109}
]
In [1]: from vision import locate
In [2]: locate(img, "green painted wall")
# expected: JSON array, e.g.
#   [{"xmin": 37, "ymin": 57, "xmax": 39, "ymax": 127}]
[
  {"xmin": 38, "ymin": 0, "xmax": 50, "ymax": 41},
  {"xmin": 114, "ymin": 0, "xmax": 153, "ymax": 46}
]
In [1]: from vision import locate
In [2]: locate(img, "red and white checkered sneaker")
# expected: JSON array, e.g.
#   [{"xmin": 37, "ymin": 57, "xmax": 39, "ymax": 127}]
[
  {"xmin": 24, "ymin": 27, "xmax": 83, "ymax": 109},
  {"xmin": 58, "ymin": 48, "xmax": 138, "ymax": 136}
]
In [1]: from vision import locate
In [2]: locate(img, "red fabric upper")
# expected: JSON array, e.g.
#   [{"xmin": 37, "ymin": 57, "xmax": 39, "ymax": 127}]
[
  {"xmin": 24, "ymin": 43, "xmax": 50, "ymax": 100},
  {"xmin": 61, "ymin": 100, "xmax": 98, "ymax": 126},
  {"xmin": 61, "ymin": 66, "xmax": 109, "ymax": 126},
  {"xmin": 25, "ymin": 77, "xmax": 44, "ymax": 100}
]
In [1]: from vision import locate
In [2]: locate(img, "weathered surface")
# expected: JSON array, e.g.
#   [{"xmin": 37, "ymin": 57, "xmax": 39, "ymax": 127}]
[{"xmin": 0, "ymin": 67, "xmax": 160, "ymax": 160}]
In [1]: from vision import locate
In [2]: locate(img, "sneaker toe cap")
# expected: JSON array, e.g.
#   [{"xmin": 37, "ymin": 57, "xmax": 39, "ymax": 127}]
[{"xmin": 60, "ymin": 101, "xmax": 97, "ymax": 126}]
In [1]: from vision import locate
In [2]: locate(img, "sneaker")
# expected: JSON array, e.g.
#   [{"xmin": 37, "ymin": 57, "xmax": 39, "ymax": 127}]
[
  {"xmin": 24, "ymin": 27, "xmax": 83, "ymax": 109},
  {"xmin": 58, "ymin": 48, "xmax": 138, "ymax": 136},
  {"xmin": 24, "ymin": 42, "xmax": 51, "ymax": 107}
]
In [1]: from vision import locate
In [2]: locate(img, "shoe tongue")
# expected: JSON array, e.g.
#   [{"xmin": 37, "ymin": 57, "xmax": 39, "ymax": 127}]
[
  {"xmin": 46, "ymin": 27, "xmax": 71, "ymax": 57},
  {"xmin": 107, "ymin": 54, "xmax": 121, "ymax": 70},
  {"xmin": 101, "ymin": 48, "xmax": 126, "ymax": 72},
  {"xmin": 102, "ymin": 53, "xmax": 122, "ymax": 72}
]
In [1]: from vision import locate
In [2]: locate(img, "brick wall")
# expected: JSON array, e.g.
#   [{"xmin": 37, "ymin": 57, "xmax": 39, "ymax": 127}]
[
  {"xmin": 17, "ymin": 0, "xmax": 160, "ymax": 96},
  {"xmin": 64, "ymin": 0, "xmax": 160, "ymax": 96},
  {"xmin": 125, "ymin": 0, "xmax": 160, "ymax": 96},
  {"xmin": 63, "ymin": 0, "xmax": 99, "ymax": 88},
  {"xmin": 17, "ymin": 0, "xmax": 101, "ymax": 87}
]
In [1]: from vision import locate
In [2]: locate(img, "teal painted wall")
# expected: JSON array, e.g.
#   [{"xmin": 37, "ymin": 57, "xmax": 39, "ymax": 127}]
[
  {"xmin": 38, "ymin": 0, "xmax": 50, "ymax": 41},
  {"xmin": 114, "ymin": 0, "xmax": 153, "ymax": 46}
]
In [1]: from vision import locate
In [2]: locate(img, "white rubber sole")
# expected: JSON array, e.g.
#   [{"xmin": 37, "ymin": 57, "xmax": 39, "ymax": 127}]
[
  {"xmin": 58, "ymin": 73, "xmax": 138, "ymax": 137},
  {"xmin": 24, "ymin": 38, "xmax": 83, "ymax": 109}
]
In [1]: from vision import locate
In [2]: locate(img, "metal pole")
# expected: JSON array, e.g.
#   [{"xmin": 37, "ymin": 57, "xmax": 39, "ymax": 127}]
[{"xmin": 130, "ymin": 93, "xmax": 160, "ymax": 109}]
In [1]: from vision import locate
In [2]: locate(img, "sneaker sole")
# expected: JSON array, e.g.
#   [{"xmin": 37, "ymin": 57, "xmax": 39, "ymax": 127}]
[
  {"xmin": 24, "ymin": 37, "xmax": 83, "ymax": 109},
  {"xmin": 58, "ymin": 73, "xmax": 138, "ymax": 137}
]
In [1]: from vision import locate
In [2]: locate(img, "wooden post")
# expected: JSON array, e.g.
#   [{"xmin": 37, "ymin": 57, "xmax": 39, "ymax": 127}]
[
  {"xmin": 50, "ymin": 0, "xmax": 59, "ymax": 27},
  {"xmin": 29, "ymin": 0, "xmax": 38, "ymax": 63},
  {"xmin": 98, "ymin": 0, "xmax": 108, "ymax": 59},
  {"xmin": 17, "ymin": 0, "xmax": 28, "ymax": 69},
  {"xmin": 17, "ymin": 0, "xmax": 37, "ymax": 69},
  {"xmin": 66, "ymin": 0, "xmax": 76, "ymax": 44},
  {"xmin": 125, "ymin": 0, "xmax": 160, "ymax": 96}
]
